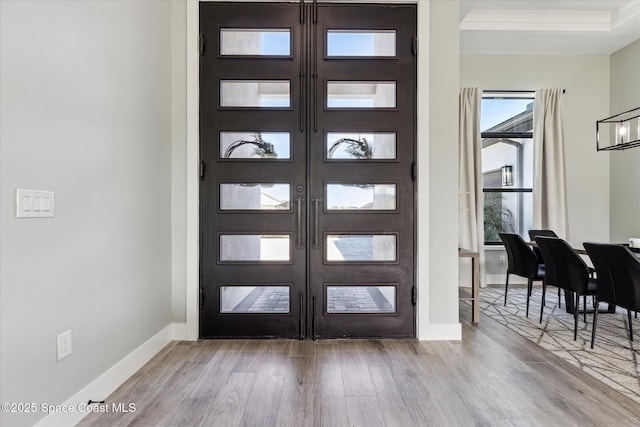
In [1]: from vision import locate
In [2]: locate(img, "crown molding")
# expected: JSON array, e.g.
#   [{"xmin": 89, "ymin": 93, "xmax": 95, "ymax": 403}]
[
  {"xmin": 460, "ymin": 10, "xmax": 612, "ymax": 32},
  {"xmin": 613, "ymin": 0, "xmax": 640, "ymax": 29}
]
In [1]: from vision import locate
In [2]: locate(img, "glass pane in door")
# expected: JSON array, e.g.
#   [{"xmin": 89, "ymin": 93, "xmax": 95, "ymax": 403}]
[
  {"xmin": 325, "ymin": 234, "xmax": 397, "ymax": 262},
  {"xmin": 327, "ymin": 30, "xmax": 396, "ymax": 57},
  {"xmin": 220, "ymin": 183, "xmax": 291, "ymax": 210},
  {"xmin": 220, "ymin": 285, "xmax": 290, "ymax": 313},
  {"xmin": 220, "ymin": 29, "xmax": 291, "ymax": 56},
  {"xmin": 326, "ymin": 183, "xmax": 396, "ymax": 211},
  {"xmin": 326, "ymin": 132, "xmax": 397, "ymax": 160},
  {"xmin": 326, "ymin": 81, "xmax": 396, "ymax": 108},
  {"xmin": 220, "ymin": 132, "xmax": 291, "ymax": 159},
  {"xmin": 219, "ymin": 234, "xmax": 291, "ymax": 262},
  {"xmin": 220, "ymin": 80, "xmax": 291, "ymax": 108},
  {"xmin": 326, "ymin": 285, "xmax": 396, "ymax": 313}
]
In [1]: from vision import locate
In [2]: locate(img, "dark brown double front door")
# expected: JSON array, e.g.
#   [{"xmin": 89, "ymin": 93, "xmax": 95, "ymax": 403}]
[{"xmin": 199, "ymin": 2, "xmax": 416, "ymax": 338}]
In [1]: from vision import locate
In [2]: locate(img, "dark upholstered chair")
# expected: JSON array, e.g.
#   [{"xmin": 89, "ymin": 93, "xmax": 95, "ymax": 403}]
[
  {"xmin": 528, "ymin": 229, "xmax": 561, "ymax": 310},
  {"xmin": 584, "ymin": 243, "xmax": 640, "ymax": 349},
  {"xmin": 535, "ymin": 237, "xmax": 596, "ymax": 340},
  {"xmin": 528, "ymin": 229, "xmax": 558, "ymax": 263},
  {"xmin": 499, "ymin": 233, "xmax": 544, "ymax": 317}
]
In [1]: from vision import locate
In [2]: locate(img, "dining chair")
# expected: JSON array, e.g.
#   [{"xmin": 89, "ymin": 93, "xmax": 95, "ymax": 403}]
[
  {"xmin": 535, "ymin": 237, "xmax": 597, "ymax": 340},
  {"xmin": 528, "ymin": 229, "xmax": 558, "ymax": 263},
  {"xmin": 528, "ymin": 229, "xmax": 561, "ymax": 309},
  {"xmin": 583, "ymin": 243, "xmax": 640, "ymax": 349},
  {"xmin": 499, "ymin": 233, "xmax": 545, "ymax": 317}
]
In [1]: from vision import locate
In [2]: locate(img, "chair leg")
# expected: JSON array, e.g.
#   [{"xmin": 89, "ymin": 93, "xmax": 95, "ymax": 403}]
[
  {"xmin": 540, "ymin": 282, "xmax": 546, "ymax": 324},
  {"xmin": 558, "ymin": 287, "xmax": 561, "ymax": 308},
  {"xmin": 574, "ymin": 292, "xmax": 579, "ymax": 341},
  {"xmin": 591, "ymin": 297, "xmax": 599, "ymax": 349},
  {"xmin": 583, "ymin": 295, "xmax": 587, "ymax": 323},
  {"xmin": 504, "ymin": 274, "xmax": 509, "ymax": 306},
  {"xmin": 526, "ymin": 279, "xmax": 532, "ymax": 318},
  {"xmin": 628, "ymin": 309, "xmax": 634, "ymax": 341}
]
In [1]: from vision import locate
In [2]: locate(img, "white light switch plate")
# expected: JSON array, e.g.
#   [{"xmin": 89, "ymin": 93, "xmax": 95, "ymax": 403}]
[{"xmin": 16, "ymin": 189, "xmax": 55, "ymax": 218}]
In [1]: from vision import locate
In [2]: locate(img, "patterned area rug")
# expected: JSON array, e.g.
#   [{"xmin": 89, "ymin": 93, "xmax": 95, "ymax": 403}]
[{"xmin": 480, "ymin": 287, "xmax": 640, "ymax": 404}]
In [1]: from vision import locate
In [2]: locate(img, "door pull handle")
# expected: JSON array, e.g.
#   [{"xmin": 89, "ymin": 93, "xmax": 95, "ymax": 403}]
[
  {"xmin": 313, "ymin": 75, "xmax": 318, "ymax": 132},
  {"xmin": 298, "ymin": 291, "xmax": 304, "ymax": 341},
  {"xmin": 299, "ymin": 74, "xmax": 305, "ymax": 133},
  {"xmin": 312, "ymin": 296, "xmax": 318, "ymax": 341},
  {"xmin": 296, "ymin": 197, "xmax": 304, "ymax": 248},
  {"xmin": 312, "ymin": 197, "xmax": 321, "ymax": 248}
]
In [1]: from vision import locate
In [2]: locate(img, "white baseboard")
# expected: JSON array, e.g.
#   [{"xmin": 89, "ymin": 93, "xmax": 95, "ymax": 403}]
[
  {"xmin": 418, "ymin": 322, "xmax": 462, "ymax": 341},
  {"xmin": 35, "ymin": 322, "xmax": 187, "ymax": 427},
  {"xmin": 171, "ymin": 322, "xmax": 187, "ymax": 340}
]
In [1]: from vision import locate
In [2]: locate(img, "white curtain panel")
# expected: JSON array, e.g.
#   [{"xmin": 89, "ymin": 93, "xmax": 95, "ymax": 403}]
[
  {"xmin": 459, "ymin": 87, "xmax": 484, "ymax": 286},
  {"xmin": 533, "ymin": 88, "xmax": 569, "ymax": 239}
]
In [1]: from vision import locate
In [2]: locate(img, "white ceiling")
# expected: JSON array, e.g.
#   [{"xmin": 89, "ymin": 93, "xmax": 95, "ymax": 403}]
[{"xmin": 460, "ymin": 0, "xmax": 640, "ymax": 54}]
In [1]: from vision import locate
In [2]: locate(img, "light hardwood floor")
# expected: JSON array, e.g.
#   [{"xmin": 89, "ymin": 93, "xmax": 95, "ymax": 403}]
[{"xmin": 78, "ymin": 305, "xmax": 640, "ymax": 426}]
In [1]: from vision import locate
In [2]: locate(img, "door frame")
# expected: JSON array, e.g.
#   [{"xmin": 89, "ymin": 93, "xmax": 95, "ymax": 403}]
[{"xmin": 183, "ymin": 0, "xmax": 462, "ymax": 341}]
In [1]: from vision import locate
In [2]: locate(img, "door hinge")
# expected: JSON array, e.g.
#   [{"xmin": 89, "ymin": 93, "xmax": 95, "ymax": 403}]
[
  {"xmin": 200, "ymin": 160, "xmax": 206, "ymax": 181},
  {"xmin": 199, "ymin": 286, "xmax": 205, "ymax": 306},
  {"xmin": 199, "ymin": 33, "xmax": 206, "ymax": 56},
  {"xmin": 411, "ymin": 161, "xmax": 417, "ymax": 182},
  {"xmin": 411, "ymin": 286, "xmax": 417, "ymax": 306},
  {"xmin": 412, "ymin": 35, "xmax": 417, "ymax": 57}
]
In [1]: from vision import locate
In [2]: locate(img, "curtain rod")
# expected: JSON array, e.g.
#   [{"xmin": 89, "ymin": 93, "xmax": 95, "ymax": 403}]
[{"xmin": 484, "ymin": 89, "xmax": 566, "ymax": 94}]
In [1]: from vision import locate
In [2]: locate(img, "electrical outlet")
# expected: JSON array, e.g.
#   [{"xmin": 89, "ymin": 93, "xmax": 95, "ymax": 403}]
[
  {"xmin": 499, "ymin": 255, "xmax": 506, "ymax": 264},
  {"xmin": 57, "ymin": 330, "xmax": 72, "ymax": 360}
]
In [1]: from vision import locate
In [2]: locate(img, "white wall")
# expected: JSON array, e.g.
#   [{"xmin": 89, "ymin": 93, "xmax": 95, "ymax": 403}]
[
  {"xmin": 610, "ymin": 39, "xmax": 640, "ymax": 242},
  {"xmin": 461, "ymin": 54, "xmax": 610, "ymax": 282},
  {"xmin": 171, "ymin": 0, "xmax": 188, "ymax": 323},
  {"xmin": 417, "ymin": 0, "xmax": 461, "ymax": 337},
  {"xmin": 0, "ymin": 1, "xmax": 174, "ymax": 425}
]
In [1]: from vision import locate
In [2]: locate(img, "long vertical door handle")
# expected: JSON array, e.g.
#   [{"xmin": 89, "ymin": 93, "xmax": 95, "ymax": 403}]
[
  {"xmin": 311, "ymin": 198, "xmax": 317, "ymax": 247},
  {"xmin": 312, "ymin": 296, "xmax": 318, "ymax": 340},
  {"xmin": 313, "ymin": 75, "xmax": 318, "ymax": 132},
  {"xmin": 299, "ymin": 6, "xmax": 305, "ymax": 133},
  {"xmin": 296, "ymin": 197, "xmax": 303, "ymax": 247},
  {"xmin": 298, "ymin": 291, "xmax": 304, "ymax": 340},
  {"xmin": 300, "ymin": 75, "xmax": 306, "ymax": 133},
  {"xmin": 312, "ymin": 197, "xmax": 321, "ymax": 248},
  {"xmin": 312, "ymin": 0, "xmax": 318, "ymax": 133}
]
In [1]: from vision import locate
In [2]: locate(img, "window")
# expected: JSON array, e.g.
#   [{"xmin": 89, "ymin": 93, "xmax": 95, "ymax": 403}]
[{"xmin": 481, "ymin": 92, "xmax": 534, "ymax": 244}]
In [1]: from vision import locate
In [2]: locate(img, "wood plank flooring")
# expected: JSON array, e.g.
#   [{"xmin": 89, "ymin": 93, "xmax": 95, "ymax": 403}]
[{"xmin": 78, "ymin": 305, "xmax": 640, "ymax": 426}]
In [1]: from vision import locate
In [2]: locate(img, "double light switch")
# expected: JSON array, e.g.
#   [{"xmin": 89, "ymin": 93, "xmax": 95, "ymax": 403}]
[{"xmin": 16, "ymin": 189, "xmax": 55, "ymax": 218}]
